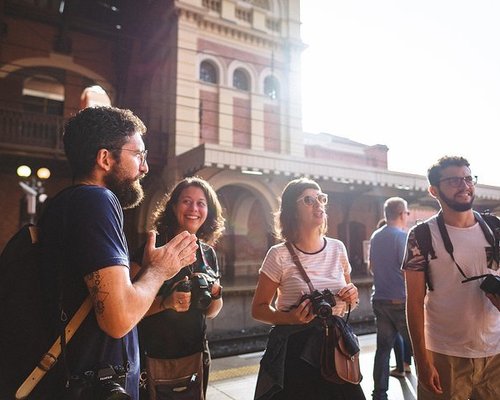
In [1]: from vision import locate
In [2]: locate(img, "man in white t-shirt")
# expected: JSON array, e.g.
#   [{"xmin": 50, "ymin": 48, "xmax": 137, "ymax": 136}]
[{"xmin": 403, "ymin": 156, "xmax": 500, "ymax": 400}]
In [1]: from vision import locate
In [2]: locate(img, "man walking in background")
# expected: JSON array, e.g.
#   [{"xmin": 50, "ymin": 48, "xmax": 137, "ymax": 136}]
[{"xmin": 370, "ymin": 197, "xmax": 413, "ymax": 400}]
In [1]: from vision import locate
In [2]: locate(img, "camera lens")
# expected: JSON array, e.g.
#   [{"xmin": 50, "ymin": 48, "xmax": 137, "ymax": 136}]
[
  {"xmin": 315, "ymin": 302, "xmax": 332, "ymax": 319},
  {"xmin": 98, "ymin": 381, "xmax": 131, "ymax": 400},
  {"xmin": 191, "ymin": 275, "xmax": 213, "ymax": 310},
  {"xmin": 309, "ymin": 290, "xmax": 333, "ymax": 319},
  {"xmin": 96, "ymin": 366, "xmax": 130, "ymax": 400},
  {"xmin": 196, "ymin": 293, "xmax": 212, "ymax": 310}
]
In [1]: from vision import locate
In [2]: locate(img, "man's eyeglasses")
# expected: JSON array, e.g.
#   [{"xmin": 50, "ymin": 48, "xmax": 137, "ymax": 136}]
[
  {"xmin": 111, "ymin": 148, "xmax": 148, "ymax": 166},
  {"xmin": 438, "ymin": 175, "xmax": 477, "ymax": 188},
  {"xmin": 296, "ymin": 193, "xmax": 328, "ymax": 206}
]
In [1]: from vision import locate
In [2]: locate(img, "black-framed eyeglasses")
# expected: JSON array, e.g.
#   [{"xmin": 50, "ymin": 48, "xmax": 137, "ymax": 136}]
[
  {"xmin": 438, "ymin": 175, "xmax": 477, "ymax": 188},
  {"xmin": 110, "ymin": 148, "xmax": 148, "ymax": 166},
  {"xmin": 296, "ymin": 193, "xmax": 328, "ymax": 206}
]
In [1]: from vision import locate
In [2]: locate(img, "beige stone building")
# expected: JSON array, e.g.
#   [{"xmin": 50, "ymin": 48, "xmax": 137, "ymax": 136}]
[{"xmin": 1, "ymin": 0, "xmax": 500, "ymax": 339}]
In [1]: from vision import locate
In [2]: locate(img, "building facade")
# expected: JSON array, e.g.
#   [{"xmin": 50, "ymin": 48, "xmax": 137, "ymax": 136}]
[{"xmin": 1, "ymin": 0, "xmax": 500, "ymax": 338}]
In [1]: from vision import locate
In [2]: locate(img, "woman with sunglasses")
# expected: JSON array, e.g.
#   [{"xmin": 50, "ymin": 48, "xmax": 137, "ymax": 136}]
[
  {"xmin": 252, "ymin": 177, "xmax": 365, "ymax": 400},
  {"xmin": 131, "ymin": 176, "xmax": 225, "ymax": 400}
]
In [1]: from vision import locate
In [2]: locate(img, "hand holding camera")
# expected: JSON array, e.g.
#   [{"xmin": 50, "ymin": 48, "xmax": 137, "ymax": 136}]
[
  {"xmin": 160, "ymin": 264, "xmax": 219, "ymax": 312},
  {"xmin": 296, "ymin": 289, "xmax": 336, "ymax": 319},
  {"xmin": 177, "ymin": 265, "xmax": 219, "ymax": 310},
  {"xmin": 170, "ymin": 278, "xmax": 191, "ymax": 312},
  {"xmin": 336, "ymin": 282, "xmax": 359, "ymax": 306}
]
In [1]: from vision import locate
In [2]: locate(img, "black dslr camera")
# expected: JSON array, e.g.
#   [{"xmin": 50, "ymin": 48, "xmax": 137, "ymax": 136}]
[
  {"xmin": 66, "ymin": 365, "xmax": 130, "ymax": 400},
  {"xmin": 480, "ymin": 274, "xmax": 500, "ymax": 295},
  {"xmin": 297, "ymin": 289, "xmax": 336, "ymax": 319},
  {"xmin": 176, "ymin": 263, "xmax": 219, "ymax": 310}
]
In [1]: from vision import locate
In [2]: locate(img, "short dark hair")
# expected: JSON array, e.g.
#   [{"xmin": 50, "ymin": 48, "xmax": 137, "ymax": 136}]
[
  {"xmin": 63, "ymin": 106, "xmax": 146, "ymax": 180},
  {"xmin": 275, "ymin": 177, "xmax": 327, "ymax": 242},
  {"xmin": 427, "ymin": 156, "xmax": 470, "ymax": 186},
  {"xmin": 153, "ymin": 176, "xmax": 225, "ymax": 246}
]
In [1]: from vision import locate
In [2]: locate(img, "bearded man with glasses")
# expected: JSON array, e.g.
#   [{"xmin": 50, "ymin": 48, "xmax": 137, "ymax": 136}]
[
  {"xmin": 30, "ymin": 106, "xmax": 198, "ymax": 399},
  {"xmin": 403, "ymin": 156, "xmax": 500, "ymax": 400}
]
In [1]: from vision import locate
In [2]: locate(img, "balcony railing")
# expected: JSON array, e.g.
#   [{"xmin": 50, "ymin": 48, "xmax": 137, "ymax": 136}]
[
  {"xmin": 0, "ymin": 108, "xmax": 65, "ymax": 155},
  {"xmin": 0, "ymin": 107, "xmax": 168, "ymax": 164}
]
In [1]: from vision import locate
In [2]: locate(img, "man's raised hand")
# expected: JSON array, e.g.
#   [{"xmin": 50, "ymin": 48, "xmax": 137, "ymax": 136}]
[{"xmin": 143, "ymin": 231, "xmax": 198, "ymax": 280}]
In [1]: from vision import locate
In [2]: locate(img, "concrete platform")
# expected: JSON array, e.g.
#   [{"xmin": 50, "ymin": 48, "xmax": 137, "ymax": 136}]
[{"xmin": 207, "ymin": 333, "xmax": 417, "ymax": 400}]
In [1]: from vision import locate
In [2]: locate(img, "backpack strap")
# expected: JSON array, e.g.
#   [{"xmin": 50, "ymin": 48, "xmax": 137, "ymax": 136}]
[
  {"xmin": 16, "ymin": 186, "xmax": 90, "ymax": 399},
  {"xmin": 16, "ymin": 297, "xmax": 93, "ymax": 400},
  {"xmin": 413, "ymin": 221, "xmax": 436, "ymax": 291}
]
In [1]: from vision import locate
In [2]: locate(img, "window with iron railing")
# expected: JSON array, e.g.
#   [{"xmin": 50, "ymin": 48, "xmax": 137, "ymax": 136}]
[
  {"xmin": 202, "ymin": 0, "xmax": 221, "ymax": 13},
  {"xmin": 235, "ymin": 7, "xmax": 252, "ymax": 23},
  {"xmin": 241, "ymin": 0, "xmax": 270, "ymax": 10},
  {"xmin": 266, "ymin": 17, "xmax": 280, "ymax": 32}
]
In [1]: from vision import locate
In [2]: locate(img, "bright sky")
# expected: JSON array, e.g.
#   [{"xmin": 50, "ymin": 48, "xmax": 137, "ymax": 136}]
[{"xmin": 300, "ymin": 0, "xmax": 500, "ymax": 187}]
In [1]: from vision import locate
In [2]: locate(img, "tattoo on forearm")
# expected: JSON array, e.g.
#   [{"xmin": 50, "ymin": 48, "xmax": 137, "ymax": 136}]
[{"xmin": 86, "ymin": 271, "xmax": 109, "ymax": 315}]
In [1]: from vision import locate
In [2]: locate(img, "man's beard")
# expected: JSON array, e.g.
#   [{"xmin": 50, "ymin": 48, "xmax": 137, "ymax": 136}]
[
  {"xmin": 104, "ymin": 167, "xmax": 145, "ymax": 210},
  {"xmin": 438, "ymin": 188, "xmax": 474, "ymax": 212}
]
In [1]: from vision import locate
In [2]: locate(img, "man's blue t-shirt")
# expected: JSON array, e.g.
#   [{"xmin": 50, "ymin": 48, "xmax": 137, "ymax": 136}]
[
  {"xmin": 39, "ymin": 185, "xmax": 139, "ymax": 399},
  {"xmin": 370, "ymin": 225, "xmax": 407, "ymax": 301}
]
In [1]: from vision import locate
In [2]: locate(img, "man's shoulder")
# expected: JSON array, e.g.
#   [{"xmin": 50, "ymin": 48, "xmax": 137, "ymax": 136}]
[
  {"xmin": 67, "ymin": 185, "xmax": 120, "ymax": 213},
  {"xmin": 71, "ymin": 184, "xmax": 116, "ymax": 201},
  {"xmin": 408, "ymin": 214, "xmax": 439, "ymax": 234},
  {"xmin": 50, "ymin": 184, "xmax": 115, "ymax": 205},
  {"xmin": 370, "ymin": 225, "xmax": 403, "ymax": 241},
  {"xmin": 44, "ymin": 185, "xmax": 122, "ymax": 230}
]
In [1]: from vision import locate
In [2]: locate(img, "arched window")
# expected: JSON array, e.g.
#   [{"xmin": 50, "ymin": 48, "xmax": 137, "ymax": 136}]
[
  {"xmin": 22, "ymin": 75, "xmax": 64, "ymax": 115},
  {"xmin": 200, "ymin": 60, "xmax": 218, "ymax": 84},
  {"xmin": 233, "ymin": 68, "xmax": 250, "ymax": 91},
  {"xmin": 264, "ymin": 75, "xmax": 279, "ymax": 99}
]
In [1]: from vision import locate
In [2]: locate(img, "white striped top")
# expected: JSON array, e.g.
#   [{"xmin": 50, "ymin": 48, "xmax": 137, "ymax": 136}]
[{"xmin": 259, "ymin": 237, "xmax": 351, "ymax": 316}]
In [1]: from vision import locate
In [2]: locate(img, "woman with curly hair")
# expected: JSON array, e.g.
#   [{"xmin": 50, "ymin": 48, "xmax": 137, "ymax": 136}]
[{"xmin": 132, "ymin": 176, "xmax": 225, "ymax": 400}]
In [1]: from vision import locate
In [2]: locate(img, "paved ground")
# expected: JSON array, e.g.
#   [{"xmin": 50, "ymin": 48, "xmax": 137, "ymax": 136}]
[{"xmin": 207, "ymin": 333, "xmax": 418, "ymax": 400}]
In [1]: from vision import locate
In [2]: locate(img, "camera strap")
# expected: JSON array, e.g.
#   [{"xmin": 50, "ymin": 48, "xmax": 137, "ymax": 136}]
[
  {"xmin": 436, "ymin": 210, "xmax": 498, "ymax": 283},
  {"xmin": 285, "ymin": 242, "xmax": 316, "ymax": 294},
  {"xmin": 285, "ymin": 242, "xmax": 352, "ymax": 323}
]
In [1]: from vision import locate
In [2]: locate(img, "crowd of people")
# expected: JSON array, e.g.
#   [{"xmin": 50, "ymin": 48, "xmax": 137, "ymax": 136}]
[{"xmin": 6, "ymin": 106, "xmax": 499, "ymax": 400}]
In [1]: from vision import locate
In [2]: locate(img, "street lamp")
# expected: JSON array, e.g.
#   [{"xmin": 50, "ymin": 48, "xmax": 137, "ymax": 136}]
[{"xmin": 17, "ymin": 165, "xmax": 51, "ymax": 225}]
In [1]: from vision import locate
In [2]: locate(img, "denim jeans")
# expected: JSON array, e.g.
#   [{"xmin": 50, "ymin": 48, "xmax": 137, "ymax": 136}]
[
  {"xmin": 371, "ymin": 301, "xmax": 412, "ymax": 400},
  {"xmin": 394, "ymin": 333, "xmax": 412, "ymax": 370}
]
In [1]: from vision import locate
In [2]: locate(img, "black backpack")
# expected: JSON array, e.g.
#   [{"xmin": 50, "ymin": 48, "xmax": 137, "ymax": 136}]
[
  {"xmin": 413, "ymin": 210, "xmax": 500, "ymax": 290},
  {"xmin": 0, "ymin": 190, "xmax": 75, "ymax": 399},
  {"xmin": 0, "ymin": 224, "xmax": 60, "ymax": 398}
]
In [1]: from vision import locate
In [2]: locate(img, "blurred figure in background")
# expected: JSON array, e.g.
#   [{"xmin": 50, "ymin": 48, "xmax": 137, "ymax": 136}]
[{"xmin": 369, "ymin": 197, "xmax": 413, "ymax": 400}]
